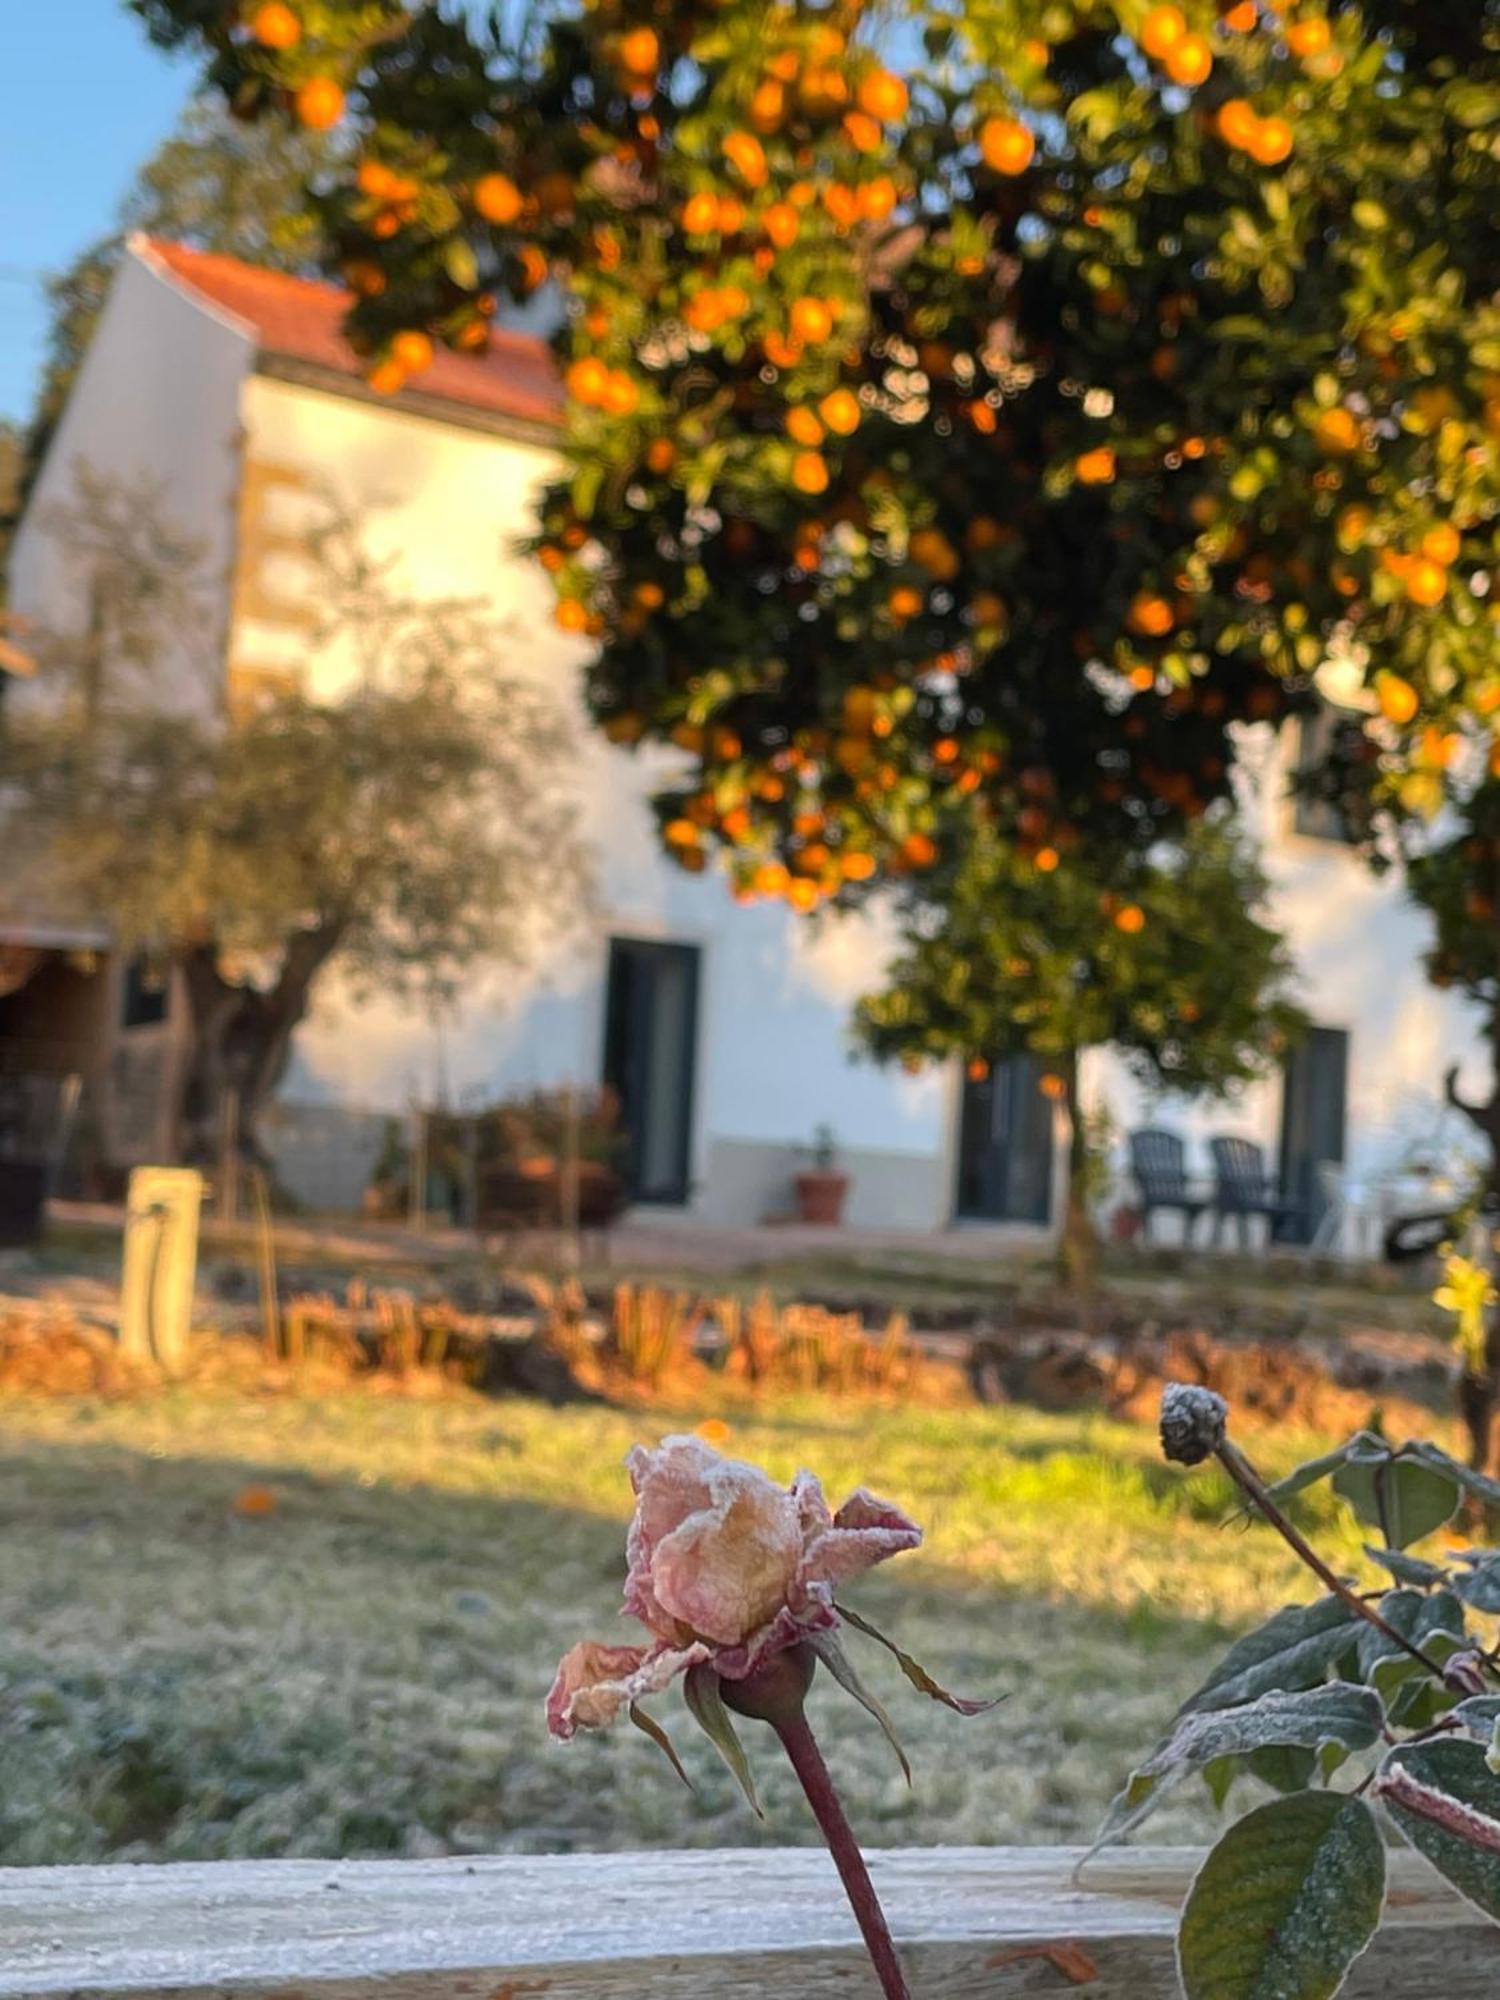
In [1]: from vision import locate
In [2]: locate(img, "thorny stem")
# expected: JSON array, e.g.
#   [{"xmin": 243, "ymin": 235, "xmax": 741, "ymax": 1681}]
[
  {"xmin": 773, "ymin": 1706, "xmax": 914, "ymax": 2000},
  {"xmin": 1216, "ymin": 1438, "xmax": 1450, "ymax": 1682}
]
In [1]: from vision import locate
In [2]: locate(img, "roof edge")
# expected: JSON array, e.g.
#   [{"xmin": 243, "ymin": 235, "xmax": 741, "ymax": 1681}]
[{"xmin": 127, "ymin": 232, "xmax": 260, "ymax": 347}]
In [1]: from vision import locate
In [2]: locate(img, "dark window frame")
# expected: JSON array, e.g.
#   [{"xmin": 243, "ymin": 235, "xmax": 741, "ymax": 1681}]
[{"xmin": 601, "ymin": 936, "xmax": 701, "ymax": 1206}]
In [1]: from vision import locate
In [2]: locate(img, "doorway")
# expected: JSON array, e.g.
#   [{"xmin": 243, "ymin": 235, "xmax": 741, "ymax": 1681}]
[
  {"xmin": 1277, "ymin": 1025, "xmax": 1349, "ymax": 1244},
  {"xmin": 602, "ymin": 938, "xmax": 700, "ymax": 1205},
  {"xmin": 955, "ymin": 1053, "xmax": 1055, "ymax": 1224}
]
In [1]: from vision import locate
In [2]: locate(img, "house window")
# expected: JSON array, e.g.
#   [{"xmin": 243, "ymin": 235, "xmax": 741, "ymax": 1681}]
[
  {"xmin": 602, "ymin": 939, "xmax": 700, "ymax": 1205},
  {"xmin": 120, "ymin": 955, "xmax": 167, "ymax": 1031},
  {"xmin": 1291, "ymin": 704, "xmax": 1360, "ymax": 844},
  {"xmin": 955, "ymin": 1053, "xmax": 1054, "ymax": 1224}
]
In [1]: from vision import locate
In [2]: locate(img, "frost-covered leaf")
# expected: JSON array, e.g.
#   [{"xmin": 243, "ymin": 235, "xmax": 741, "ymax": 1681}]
[
  {"xmin": 682, "ymin": 1665, "xmax": 761, "ymax": 1818},
  {"xmin": 1452, "ymin": 1550, "xmax": 1500, "ymax": 1613},
  {"xmin": 836, "ymin": 1602, "xmax": 1001, "ymax": 1715},
  {"xmin": 1178, "ymin": 1791, "xmax": 1385, "ymax": 2000},
  {"xmin": 1094, "ymin": 1683, "xmax": 1382, "ymax": 1851},
  {"xmin": 1258, "ymin": 1440, "xmax": 1366, "ymax": 1508},
  {"xmin": 1179, "ymin": 1597, "xmax": 1358, "ymax": 1717},
  {"xmin": 1333, "ymin": 1451, "xmax": 1460, "ymax": 1550},
  {"xmin": 1378, "ymin": 1739, "xmax": 1500, "ymax": 1919},
  {"xmin": 1355, "ymin": 1588, "xmax": 1465, "ymax": 1695},
  {"xmin": 808, "ymin": 1629, "xmax": 911, "ymax": 1784},
  {"xmin": 1454, "ymin": 1695, "xmax": 1500, "ymax": 1742},
  {"xmin": 628, "ymin": 1701, "xmax": 692, "ymax": 1790},
  {"xmin": 1364, "ymin": 1545, "xmax": 1449, "ymax": 1589},
  {"xmin": 1407, "ymin": 1442, "xmax": 1500, "ymax": 1511}
]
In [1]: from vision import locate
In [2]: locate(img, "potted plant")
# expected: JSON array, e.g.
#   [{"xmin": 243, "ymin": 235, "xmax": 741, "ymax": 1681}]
[{"xmin": 794, "ymin": 1124, "xmax": 849, "ymax": 1226}]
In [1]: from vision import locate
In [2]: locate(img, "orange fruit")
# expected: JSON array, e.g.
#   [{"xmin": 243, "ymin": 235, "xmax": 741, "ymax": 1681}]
[
  {"xmin": 910, "ymin": 527, "xmax": 960, "ymax": 580},
  {"xmin": 618, "ymin": 27, "xmax": 660, "ymax": 76},
  {"xmin": 819, "ymin": 387, "xmax": 861, "ymax": 436},
  {"xmin": 1286, "ymin": 16, "xmax": 1332, "ymax": 58},
  {"xmin": 822, "ymin": 182, "xmax": 863, "ymax": 229},
  {"xmin": 1217, "ymin": 98, "xmax": 1260, "ymax": 150},
  {"xmin": 1127, "ymin": 592, "xmax": 1175, "ymax": 637},
  {"xmin": 1166, "ymin": 33, "xmax": 1212, "ymax": 85},
  {"xmin": 967, "ymin": 1057, "xmax": 990, "ymax": 1082},
  {"xmin": 1139, "ymin": 5, "xmax": 1187, "ymax": 57},
  {"xmin": 859, "ymin": 176, "xmax": 899, "ymax": 221},
  {"xmin": 1221, "ymin": 0, "xmax": 1258, "ymax": 26},
  {"xmin": 645, "ymin": 436, "xmax": 677, "ymax": 473},
  {"xmin": 843, "ymin": 111, "xmax": 883, "ymax": 153},
  {"xmin": 1114, "ymin": 904, "xmax": 1146, "ymax": 934},
  {"xmin": 971, "ymin": 591, "xmax": 1008, "ymax": 627},
  {"xmin": 633, "ymin": 581, "xmax": 665, "ymax": 609},
  {"xmin": 787, "ymin": 407, "xmax": 826, "ymax": 446},
  {"xmin": 1314, "ymin": 406, "xmax": 1361, "ymax": 454},
  {"xmin": 750, "ymin": 79, "xmax": 786, "ymax": 131},
  {"xmin": 566, "ymin": 356, "xmax": 610, "ymax": 405},
  {"xmin": 367, "ymin": 358, "xmax": 406, "ymax": 395},
  {"xmin": 842, "ymin": 849, "xmax": 878, "ymax": 881},
  {"xmin": 250, "ymin": 2, "xmax": 301, "ymax": 49},
  {"xmin": 799, "ymin": 65, "xmax": 850, "ymax": 114},
  {"xmin": 1075, "ymin": 445, "xmax": 1117, "ymax": 485},
  {"xmin": 294, "ymin": 76, "xmax": 345, "ymax": 131},
  {"xmin": 1421, "ymin": 522, "xmax": 1461, "ymax": 566},
  {"xmin": 722, "ymin": 131, "xmax": 768, "ymax": 187},
  {"xmin": 1249, "ymin": 116, "xmax": 1294, "ymax": 165},
  {"xmin": 555, "ymin": 598, "xmax": 590, "ymax": 633},
  {"xmin": 681, "ymin": 190, "xmax": 720, "ymax": 234},
  {"xmin": 763, "ymin": 331, "xmax": 803, "ymax": 368},
  {"xmin": 341, "ymin": 258, "xmax": 386, "ymax": 297},
  {"xmin": 763, "ymin": 202, "xmax": 800, "ymax": 249},
  {"xmin": 901, "ymin": 832, "xmax": 938, "ymax": 867},
  {"xmin": 790, "ymin": 297, "xmax": 836, "ymax": 344},
  {"xmin": 391, "ymin": 329, "xmax": 433, "ymax": 374},
  {"xmin": 788, "ymin": 877, "xmax": 820, "ymax": 911},
  {"xmin": 791, "ymin": 450, "xmax": 830, "ymax": 495},
  {"xmin": 979, "ymin": 117, "xmax": 1036, "ymax": 175},
  {"xmin": 716, "ymin": 195, "xmax": 746, "ymax": 234},
  {"xmin": 1375, "ymin": 671, "xmax": 1419, "ymax": 724},
  {"xmin": 888, "ymin": 584, "xmax": 925, "ymax": 620},
  {"xmin": 601, "ymin": 369, "xmax": 641, "ymax": 416},
  {"xmin": 1039, "ymin": 1073, "xmax": 1069, "ymax": 1100},
  {"xmin": 473, "ymin": 172, "xmax": 523, "ymax": 224},
  {"xmin": 1405, "ymin": 557, "xmax": 1448, "ymax": 607},
  {"xmin": 858, "ymin": 69, "xmax": 909, "ymax": 122},
  {"xmin": 755, "ymin": 861, "xmax": 791, "ymax": 895}
]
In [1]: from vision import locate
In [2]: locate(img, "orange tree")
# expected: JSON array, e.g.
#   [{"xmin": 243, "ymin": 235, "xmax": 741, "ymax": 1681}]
[
  {"xmin": 126, "ymin": 0, "xmax": 1500, "ymax": 907},
  {"xmin": 854, "ymin": 812, "xmax": 1306, "ymax": 1279}
]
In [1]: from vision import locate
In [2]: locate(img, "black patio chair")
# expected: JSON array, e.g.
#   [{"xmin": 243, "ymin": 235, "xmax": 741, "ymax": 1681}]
[
  {"xmin": 1209, "ymin": 1135, "xmax": 1305, "ymax": 1248},
  {"xmin": 1128, "ymin": 1128, "xmax": 1208, "ymax": 1245}
]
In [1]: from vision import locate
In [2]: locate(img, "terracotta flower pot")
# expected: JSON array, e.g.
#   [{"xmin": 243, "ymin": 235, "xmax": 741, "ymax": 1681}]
[{"xmin": 794, "ymin": 1170, "xmax": 849, "ymax": 1226}]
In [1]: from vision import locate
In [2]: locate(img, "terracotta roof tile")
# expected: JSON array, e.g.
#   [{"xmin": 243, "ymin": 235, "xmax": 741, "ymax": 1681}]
[{"xmin": 135, "ymin": 236, "xmax": 562, "ymax": 429}]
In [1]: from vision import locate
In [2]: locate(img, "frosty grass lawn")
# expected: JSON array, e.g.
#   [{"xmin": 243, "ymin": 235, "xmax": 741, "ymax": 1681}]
[{"xmin": 0, "ymin": 1385, "xmax": 1385, "ymax": 1864}]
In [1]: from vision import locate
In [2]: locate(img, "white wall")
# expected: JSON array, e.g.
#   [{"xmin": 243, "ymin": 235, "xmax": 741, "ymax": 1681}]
[
  {"xmin": 8, "ymin": 246, "xmax": 252, "ymax": 722},
  {"xmin": 238, "ymin": 373, "xmax": 950, "ymax": 1221}
]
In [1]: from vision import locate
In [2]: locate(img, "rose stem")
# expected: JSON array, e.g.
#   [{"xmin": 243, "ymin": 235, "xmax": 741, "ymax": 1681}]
[
  {"xmin": 1216, "ymin": 1437, "xmax": 1447, "ymax": 1679},
  {"xmin": 772, "ymin": 1706, "xmax": 914, "ymax": 2000}
]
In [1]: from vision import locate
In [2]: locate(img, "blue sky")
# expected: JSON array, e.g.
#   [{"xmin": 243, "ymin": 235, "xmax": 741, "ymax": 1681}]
[{"xmin": 0, "ymin": 5, "xmax": 196, "ymax": 425}]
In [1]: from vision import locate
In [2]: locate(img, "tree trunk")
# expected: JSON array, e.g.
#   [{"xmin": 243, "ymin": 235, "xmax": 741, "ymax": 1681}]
[
  {"xmin": 173, "ymin": 926, "xmax": 343, "ymax": 1177},
  {"xmin": 1443, "ymin": 1061, "xmax": 1500, "ymax": 1472},
  {"xmin": 1058, "ymin": 1051, "xmax": 1097, "ymax": 1296}
]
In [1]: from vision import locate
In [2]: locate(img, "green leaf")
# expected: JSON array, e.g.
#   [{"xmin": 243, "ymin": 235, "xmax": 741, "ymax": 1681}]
[
  {"xmin": 1333, "ymin": 1451, "xmax": 1459, "ymax": 1549},
  {"xmin": 1378, "ymin": 1740, "xmax": 1500, "ymax": 1919},
  {"xmin": 442, "ymin": 237, "xmax": 479, "ymax": 290},
  {"xmin": 1452, "ymin": 1552, "xmax": 1500, "ymax": 1613},
  {"xmin": 1364, "ymin": 1545, "xmax": 1449, "ymax": 1589},
  {"xmin": 1258, "ymin": 1440, "xmax": 1363, "ymax": 1508},
  {"xmin": 836, "ymin": 1602, "xmax": 1002, "ymax": 1715},
  {"xmin": 1407, "ymin": 1441, "xmax": 1500, "ymax": 1512},
  {"xmin": 1179, "ymin": 1598, "xmax": 1359, "ymax": 1717},
  {"xmin": 627, "ymin": 1701, "xmax": 692, "ymax": 1790},
  {"xmin": 682, "ymin": 1665, "xmax": 762, "ymax": 1819},
  {"xmin": 1178, "ymin": 1791, "xmax": 1386, "ymax": 2000},
  {"xmin": 1455, "ymin": 1696, "xmax": 1500, "ymax": 1742},
  {"xmin": 808, "ymin": 1629, "xmax": 911, "ymax": 1784},
  {"xmin": 1355, "ymin": 1589, "xmax": 1465, "ymax": 1695},
  {"xmin": 1093, "ymin": 1683, "xmax": 1382, "ymax": 1851}
]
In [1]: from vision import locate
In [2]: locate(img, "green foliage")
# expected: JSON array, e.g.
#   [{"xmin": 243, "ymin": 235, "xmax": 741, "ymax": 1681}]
[
  {"xmin": 853, "ymin": 810, "xmax": 1305, "ymax": 1093},
  {"xmin": 1177, "ymin": 1791, "xmax": 1384, "ymax": 2000},
  {"xmin": 124, "ymin": 0, "xmax": 1500, "ymax": 909},
  {"xmin": 1115, "ymin": 1399, "xmax": 1500, "ymax": 1997}
]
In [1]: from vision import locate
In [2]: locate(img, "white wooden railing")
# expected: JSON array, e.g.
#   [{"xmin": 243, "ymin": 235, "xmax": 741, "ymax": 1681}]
[{"xmin": 2, "ymin": 1846, "xmax": 1496, "ymax": 1997}]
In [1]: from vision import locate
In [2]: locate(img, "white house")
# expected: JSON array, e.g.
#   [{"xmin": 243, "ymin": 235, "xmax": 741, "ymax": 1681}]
[{"xmin": 2, "ymin": 236, "xmax": 1487, "ymax": 1241}]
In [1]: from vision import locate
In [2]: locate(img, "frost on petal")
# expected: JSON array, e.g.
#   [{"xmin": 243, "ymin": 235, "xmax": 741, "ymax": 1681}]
[
  {"xmin": 713, "ymin": 1600, "xmax": 838, "ymax": 1682},
  {"xmin": 798, "ymin": 1486, "xmax": 923, "ymax": 1602},
  {"xmin": 546, "ymin": 1636, "xmax": 708, "ymax": 1740}
]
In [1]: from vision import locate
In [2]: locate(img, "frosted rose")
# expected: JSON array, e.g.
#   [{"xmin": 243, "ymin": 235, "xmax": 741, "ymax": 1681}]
[{"xmin": 547, "ymin": 1435, "xmax": 921, "ymax": 1739}]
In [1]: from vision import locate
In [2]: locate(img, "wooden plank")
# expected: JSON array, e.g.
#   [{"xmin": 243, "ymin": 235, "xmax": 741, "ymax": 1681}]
[{"xmin": 2, "ymin": 1845, "xmax": 1498, "ymax": 1998}]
